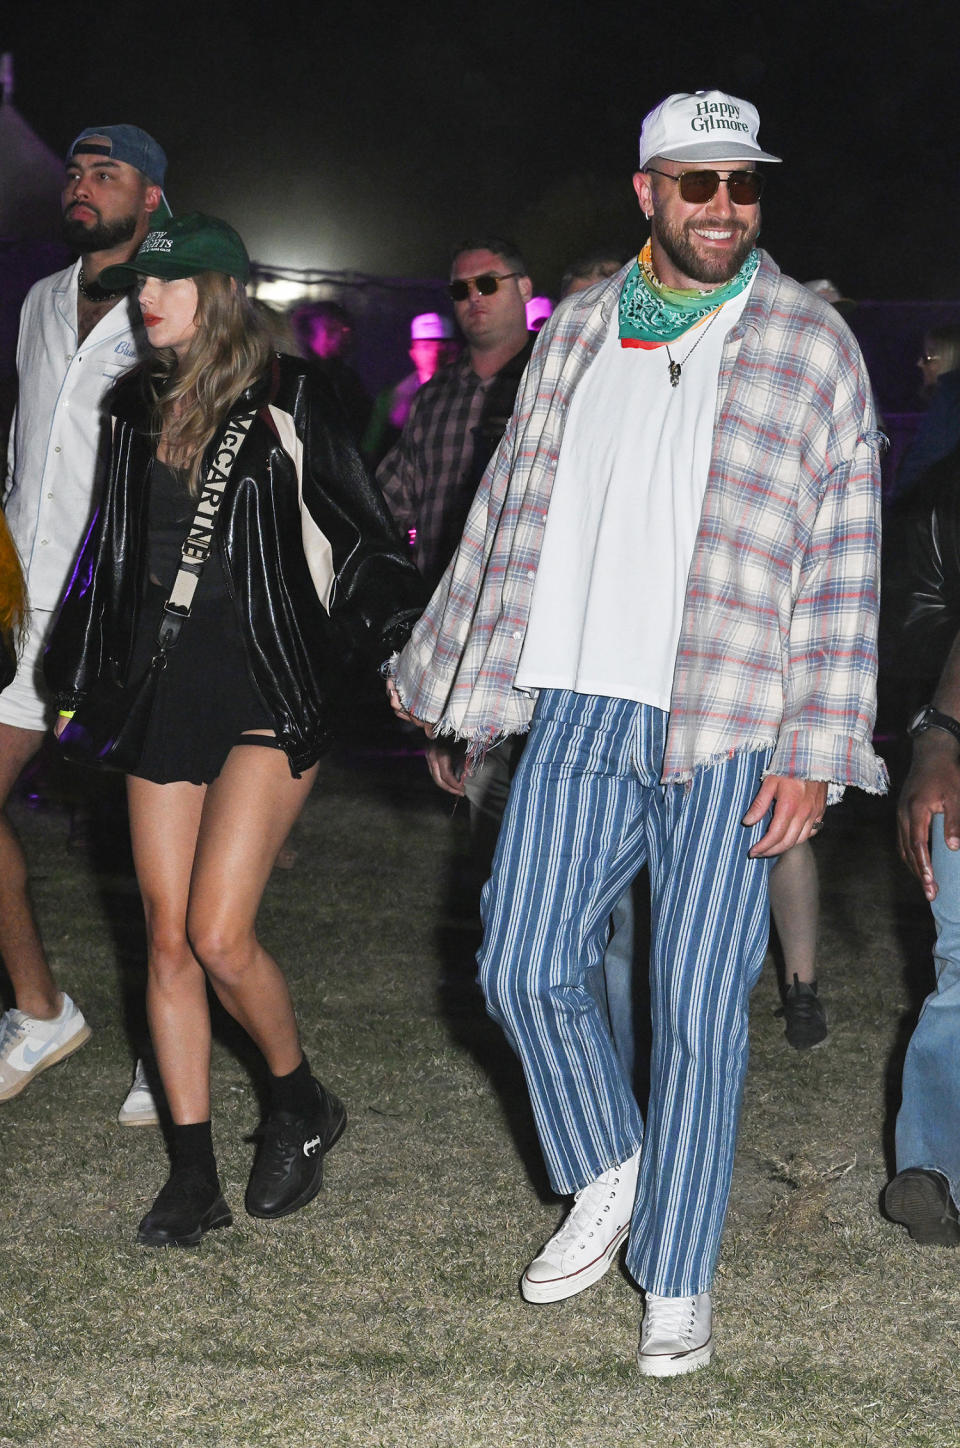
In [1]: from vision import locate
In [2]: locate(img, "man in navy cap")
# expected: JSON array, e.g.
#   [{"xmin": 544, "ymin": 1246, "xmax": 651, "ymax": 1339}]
[{"xmin": 0, "ymin": 125, "xmax": 168, "ymax": 1122}]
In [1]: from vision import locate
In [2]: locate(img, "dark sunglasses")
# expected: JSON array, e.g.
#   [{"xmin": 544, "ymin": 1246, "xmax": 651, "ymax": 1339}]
[
  {"xmin": 646, "ymin": 168, "xmax": 765, "ymax": 206},
  {"xmin": 447, "ymin": 271, "xmax": 521, "ymax": 301}
]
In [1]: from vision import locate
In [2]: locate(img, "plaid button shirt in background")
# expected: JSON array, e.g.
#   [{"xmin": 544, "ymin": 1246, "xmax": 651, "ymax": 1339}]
[
  {"xmin": 377, "ymin": 340, "xmax": 534, "ymax": 593},
  {"xmin": 377, "ymin": 355, "xmax": 492, "ymax": 593}
]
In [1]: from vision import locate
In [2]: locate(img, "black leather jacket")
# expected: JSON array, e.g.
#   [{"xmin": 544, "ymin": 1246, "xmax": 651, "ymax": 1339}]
[
  {"xmin": 888, "ymin": 442, "xmax": 960, "ymax": 683},
  {"xmin": 44, "ymin": 353, "xmax": 424, "ymax": 774}
]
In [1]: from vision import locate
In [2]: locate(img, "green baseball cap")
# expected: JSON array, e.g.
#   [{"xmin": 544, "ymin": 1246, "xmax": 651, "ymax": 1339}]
[{"xmin": 98, "ymin": 212, "xmax": 250, "ymax": 290}]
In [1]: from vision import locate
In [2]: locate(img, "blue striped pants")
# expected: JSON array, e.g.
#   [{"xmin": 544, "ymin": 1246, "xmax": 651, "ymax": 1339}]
[{"xmin": 477, "ymin": 689, "xmax": 772, "ymax": 1296}]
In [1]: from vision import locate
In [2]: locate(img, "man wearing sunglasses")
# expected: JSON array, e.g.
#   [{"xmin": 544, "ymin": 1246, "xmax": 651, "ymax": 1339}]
[
  {"xmin": 377, "ymin": 237, "xmax": 533, "ymax": 594},
  {"xmin": 389, "ymin": 90, "xmax": 885, "ymax": 1376}
]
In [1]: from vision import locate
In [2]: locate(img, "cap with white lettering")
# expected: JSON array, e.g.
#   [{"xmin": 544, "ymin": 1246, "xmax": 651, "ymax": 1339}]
[{"xmin": 97, "ymin": 212, "xmax": 250, "ymax": 290}]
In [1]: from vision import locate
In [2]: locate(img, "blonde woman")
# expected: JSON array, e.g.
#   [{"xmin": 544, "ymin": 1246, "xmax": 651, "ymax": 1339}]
[
  {"xmin": 46, "ymin": 214, "xmax": 421, "ymax": 1246},
  {"xmin": 0, "ymin": 511, "xmax": 27, "ymax": 694}
]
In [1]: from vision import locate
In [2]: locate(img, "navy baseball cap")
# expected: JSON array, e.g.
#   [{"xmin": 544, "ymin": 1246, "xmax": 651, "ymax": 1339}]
[
  {"xmin": 68, "ymin": 125, "xmax": 168, "ymax": 185},
  {"xmin": 67, "ymin": 125, "xmax": 172, "ymax": 226}
]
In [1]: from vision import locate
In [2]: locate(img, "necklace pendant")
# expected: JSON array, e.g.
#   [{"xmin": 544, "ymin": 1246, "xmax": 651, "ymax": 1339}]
[{"xmin": 668, "ymin": 359, "xmax": 682, "ymax": 388}]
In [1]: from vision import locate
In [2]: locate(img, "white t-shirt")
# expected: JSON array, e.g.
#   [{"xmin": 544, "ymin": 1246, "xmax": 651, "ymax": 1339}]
[{"xmin": 515, "ymin": 279, "xmax": 754, "ymax": 709}]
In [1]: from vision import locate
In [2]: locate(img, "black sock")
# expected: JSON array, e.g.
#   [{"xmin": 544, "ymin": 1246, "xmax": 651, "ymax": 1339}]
[
  {"xmin": 171, "ymin": 1121, "xmax": 218, "ymax": 1183},
  {"xmin": 269, "ymin": 1054, "xmax": 316, "ymax": 1117}
]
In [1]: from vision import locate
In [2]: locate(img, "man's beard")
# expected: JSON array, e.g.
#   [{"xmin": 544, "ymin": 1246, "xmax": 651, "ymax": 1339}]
[
  {"xmin": 653, "ymin": 211, "xmax": 759, "ymax": 287},
  {"xmin": 62, "ymin": 206, "xmax": 139, "ymax": 254}
]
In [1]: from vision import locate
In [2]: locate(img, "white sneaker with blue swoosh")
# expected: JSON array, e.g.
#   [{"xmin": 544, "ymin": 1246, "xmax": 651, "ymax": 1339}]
[{"xmin": 0, "ymin": 993, "xmax": 91, "ymax": 1101}]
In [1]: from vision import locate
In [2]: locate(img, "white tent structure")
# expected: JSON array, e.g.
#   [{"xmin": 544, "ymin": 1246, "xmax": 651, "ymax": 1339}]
[{"xmin": 0, "ymin": 54, "xmax": 64, "ymax": 241}]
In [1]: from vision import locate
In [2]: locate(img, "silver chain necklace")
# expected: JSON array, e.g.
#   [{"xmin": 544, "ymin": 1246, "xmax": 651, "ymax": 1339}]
[
  {"xmin": 77, "ymin": 265, "xmax": 124, "ymax": 303},
  {"xmin": 664, "ymin": 307, "xmax": 721, "ymax": 388}
]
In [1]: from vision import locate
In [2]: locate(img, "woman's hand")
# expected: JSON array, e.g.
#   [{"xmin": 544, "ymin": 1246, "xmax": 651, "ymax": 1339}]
[
  {"xmin": 384, "ymin": 676, "xmax": 434, "ymax": 735},
  {"xmin": 384, "ymin": 676, "xmax": 411, "ymax": 721}
]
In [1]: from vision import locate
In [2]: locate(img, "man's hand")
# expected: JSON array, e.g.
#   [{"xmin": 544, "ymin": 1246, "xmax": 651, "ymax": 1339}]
[
  {"xmin": 897, "ymin": 732, "xmax": 960, "ymax": 901},
  {"xmin": 54, "ymin": 714, "xmax": 69, "ymax": 740},
  {"xmin": 743, "ymin": 775, "xmax": 829, "ymax": 858},
  {"xmin": 425, "ymin": 737, "xmax": 467, "ymax": 796},
  {"xmin": 383, "ymin": 677, "xmax": 462, "ymax": 793}
]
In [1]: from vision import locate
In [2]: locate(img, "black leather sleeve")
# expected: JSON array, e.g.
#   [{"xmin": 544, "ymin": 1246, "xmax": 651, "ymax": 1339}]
[
  {"xmin": 43, "ymin": 417, "xmax": 149, "ymax": 708},
  {"xmin": 890, "ymin": 451, "xmax": 960, "ymax": 682},
  {"xmin": 292, "ymin": 360, "xmax": 426, "ymax": 665}
]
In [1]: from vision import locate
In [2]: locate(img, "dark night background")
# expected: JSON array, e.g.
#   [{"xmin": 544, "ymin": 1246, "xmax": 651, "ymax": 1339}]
[{"xmin": 3, "ymin": 0, "xmax": 959, "ymax": 299}]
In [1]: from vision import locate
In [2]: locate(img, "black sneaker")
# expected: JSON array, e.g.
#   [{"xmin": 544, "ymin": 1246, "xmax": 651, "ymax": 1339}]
[
  {"xmin": 776, "ymin": 973, "xmax": 828, "ymax": 1050},
  {"xmin": 137, "ymin": 1169, "xmax": 232, "ymax": 1247},
  {"xmin": 245, "ymin": 1079, "xmax": 347, "ymax": 1220},
  {"xmin": 884, "ymin": 1168, "xmax": 960, "ymax": 1246}
]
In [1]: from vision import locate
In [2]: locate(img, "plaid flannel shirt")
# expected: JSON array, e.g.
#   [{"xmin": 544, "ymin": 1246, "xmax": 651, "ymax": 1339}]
[
  {"xmin": 393, "ymin": 251, "xmax": 888, "ymax": 797},
  {"xmin": 376, "ymin": 354, "xmax": 491, "ymax": 591}
]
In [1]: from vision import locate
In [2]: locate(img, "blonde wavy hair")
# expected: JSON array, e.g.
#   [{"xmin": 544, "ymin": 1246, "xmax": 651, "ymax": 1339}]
[
  {"xmin": 146, "ymin": 272, "xmax": 274, "ymax": 495},
  {"xmin": 0, "ymin": 510, "xmax": 27, "ymax": 661}
]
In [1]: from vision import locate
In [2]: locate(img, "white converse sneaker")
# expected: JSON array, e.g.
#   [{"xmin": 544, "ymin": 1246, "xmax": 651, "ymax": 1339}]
[
  {"xmin": 521, "ymin": 1149, "xmax": 640, "ymax": 1304},
  {"xmin": 637, "ymin": 1290, "xmax": 713, "ymax": 1377},
  {"xmin": 0, "ymin": 993, "xmax": 91, "ymax": 1102},
  {"xmin": 117, "ymin": 1058, "xmax": 160, "ymax": 1127}
]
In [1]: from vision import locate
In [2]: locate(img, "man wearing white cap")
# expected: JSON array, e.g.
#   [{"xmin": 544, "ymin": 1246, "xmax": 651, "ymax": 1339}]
[
  {"xmin": 363, "ymin": 312, "xmax": 458, "ymax": 465},
  {"xmin": 0, "ymin": 125, "xmax": 168, "ymax": 1123},
  {"xmin": 389, "ymin": 91, "xmax": 886, "ymax": 1374}
]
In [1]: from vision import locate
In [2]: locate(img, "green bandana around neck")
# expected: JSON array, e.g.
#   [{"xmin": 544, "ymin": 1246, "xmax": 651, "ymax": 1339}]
[{"xmin": 618, "ymin": 240, "xmax": 760, "ymax": 346}]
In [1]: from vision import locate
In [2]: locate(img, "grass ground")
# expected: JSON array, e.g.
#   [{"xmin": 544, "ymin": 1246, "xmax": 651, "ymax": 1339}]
[{"xmin": 0, "ymin": 735, "xmax": 955, "ymax": 1448}]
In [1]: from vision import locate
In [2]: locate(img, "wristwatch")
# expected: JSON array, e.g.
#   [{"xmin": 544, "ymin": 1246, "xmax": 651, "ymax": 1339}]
[{"xmin": 907, "ymin": 705, "xmax": 960, "ymax": 746}]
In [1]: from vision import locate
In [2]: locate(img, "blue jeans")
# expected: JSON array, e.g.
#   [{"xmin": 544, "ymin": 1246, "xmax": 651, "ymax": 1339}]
[
  {"xmin": 478, "ymin": 689, "xmax": 773, "ymax": 1295},
  {"xmin": 895, "ymin": 817, "xmax": 960, "ymax": 1204}
]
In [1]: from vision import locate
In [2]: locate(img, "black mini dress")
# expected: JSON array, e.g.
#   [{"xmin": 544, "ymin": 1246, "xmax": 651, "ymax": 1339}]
[{"xmin": 126, "ymin": 458, "xmax": 275, "ymax": 786}]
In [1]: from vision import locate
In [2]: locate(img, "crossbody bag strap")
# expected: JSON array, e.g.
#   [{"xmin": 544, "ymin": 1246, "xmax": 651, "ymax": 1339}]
[{"xmin": 156, "ymin": 407, "xmax": 258, "ymax": 650}]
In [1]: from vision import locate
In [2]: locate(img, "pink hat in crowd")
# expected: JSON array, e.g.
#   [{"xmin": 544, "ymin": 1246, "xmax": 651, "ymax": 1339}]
[
  {"xmin": 410, "ymin": 312, "xmax": 455, "ymax": 340},
  {"xmin": 526, "ymin": 296, "xmax": 554, "ymax": 331}
]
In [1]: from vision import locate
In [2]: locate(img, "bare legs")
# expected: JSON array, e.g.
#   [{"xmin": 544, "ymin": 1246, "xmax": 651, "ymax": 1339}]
[
  {"xmin": 769, "ymin": 839, "xmax": 827, "ymax": 1048},
  {"xmin": 769, "ymin": 839, "xmax": 819, "ymax": 986},
  {"xmin": 126, "ymin": 742, "xmax": 319, "ymax": 1125},
  {"xmin": 0, "ymin": 722, "xmax": 61, "ymax": 1018}
]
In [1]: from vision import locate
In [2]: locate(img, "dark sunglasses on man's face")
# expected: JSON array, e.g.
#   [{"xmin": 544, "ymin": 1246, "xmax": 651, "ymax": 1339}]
[
  {"xmin": 447, "ymin": 271, "xmax": 522, "ymax": 302},
  {"xmin": 646, "ymin": 168, "xmax": 765, "ymax": 206}
]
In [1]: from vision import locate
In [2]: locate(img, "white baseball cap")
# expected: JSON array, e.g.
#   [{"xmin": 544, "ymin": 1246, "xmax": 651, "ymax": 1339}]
[
  {"xmin": 804, "ymin": 278, "xmax": 843, "ymax": 303},
  {"xmin": 638, "ymin": 90, "xmax": 782, "ymax": 170}
]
